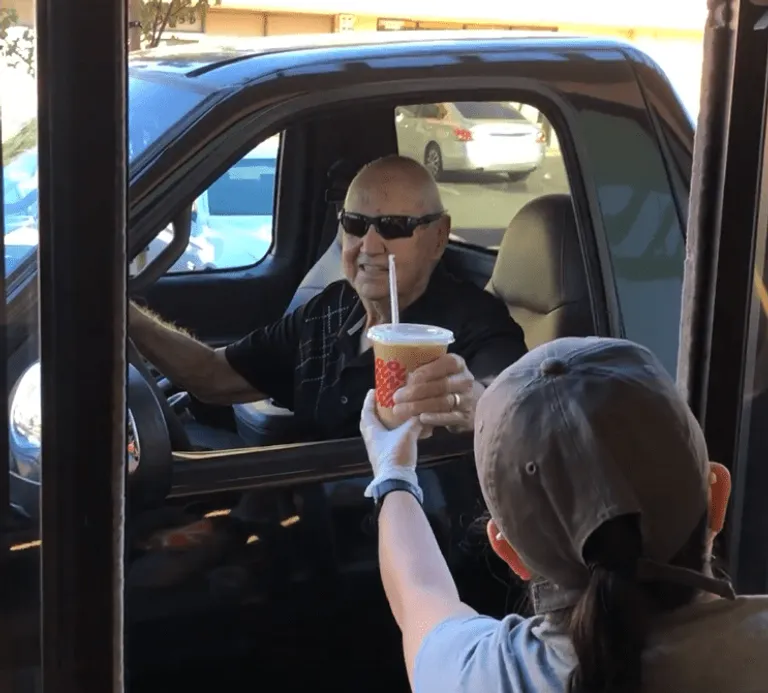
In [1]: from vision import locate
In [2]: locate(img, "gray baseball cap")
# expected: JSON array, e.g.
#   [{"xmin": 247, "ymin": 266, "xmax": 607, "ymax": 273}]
[{"xmin": 475, "ymin": 337, "xmax": 735, "ymax": 614}]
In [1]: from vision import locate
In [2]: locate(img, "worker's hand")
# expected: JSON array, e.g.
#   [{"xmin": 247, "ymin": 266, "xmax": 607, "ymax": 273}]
[{"xmin": 360, "ymin": 390, "xmax": 422, "ymax": 499}]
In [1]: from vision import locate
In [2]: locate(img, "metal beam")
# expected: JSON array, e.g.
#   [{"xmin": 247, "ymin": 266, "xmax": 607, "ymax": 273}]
[
  {"xmin": 36, "ymin": 0, "xmax": 127, "ymax": 686},
  {"xmin": 679, "ymin": 0, "xmax": 768, "ymax": 592},
  {"xmin": 0, "ymin": 111, "xmax": 8, "ymax": 536}
]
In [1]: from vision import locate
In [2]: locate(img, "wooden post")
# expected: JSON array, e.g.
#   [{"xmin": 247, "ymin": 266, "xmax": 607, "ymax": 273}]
[{"xmin": 128, "ymin": 0, "xmax": 142, "ymax": 50}]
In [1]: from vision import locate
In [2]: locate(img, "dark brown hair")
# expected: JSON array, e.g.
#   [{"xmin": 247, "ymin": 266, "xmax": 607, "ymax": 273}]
[{"xmin": 559, "ymin": 514, "xmax": 709, "ymax": 693}]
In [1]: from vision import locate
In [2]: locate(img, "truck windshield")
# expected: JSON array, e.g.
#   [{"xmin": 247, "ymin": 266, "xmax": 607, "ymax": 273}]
[{"xmin": 2, "ymin": 73, "xmax": 207, "ymax": 276}]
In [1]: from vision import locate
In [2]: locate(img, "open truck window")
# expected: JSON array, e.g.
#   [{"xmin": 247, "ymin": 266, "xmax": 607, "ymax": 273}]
[{"xmin": 395, "ymin": 100, "xmax": 567, "ymax": 250}]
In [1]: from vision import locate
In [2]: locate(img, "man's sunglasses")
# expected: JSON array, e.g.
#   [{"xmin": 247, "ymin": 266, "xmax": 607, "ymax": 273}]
[{"xmin": 338, "ymin": 210, "xmax": 444, "ymax": 240}]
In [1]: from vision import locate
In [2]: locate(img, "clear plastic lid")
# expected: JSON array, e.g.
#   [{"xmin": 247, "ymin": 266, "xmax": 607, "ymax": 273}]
[{"xmin": 366, "ymin": 323, "xmax": 455, "ymax": 346}]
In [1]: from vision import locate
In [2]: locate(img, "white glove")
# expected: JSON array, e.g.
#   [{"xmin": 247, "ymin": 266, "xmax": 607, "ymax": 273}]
[{"xmin": 360, "ymin": 389, "xmax": 423, "ymax": 499}]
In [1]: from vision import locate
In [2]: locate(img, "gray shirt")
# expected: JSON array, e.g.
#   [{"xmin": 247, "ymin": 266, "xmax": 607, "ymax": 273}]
[{"xmin": 414, "ymin": 596, "xmax": 768, "ymax": 693}]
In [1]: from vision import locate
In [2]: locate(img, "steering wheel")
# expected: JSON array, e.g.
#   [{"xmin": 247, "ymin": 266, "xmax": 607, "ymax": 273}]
[{"xmin": 128, "ymin": 337, "xmax": 194, "ymax": 451}]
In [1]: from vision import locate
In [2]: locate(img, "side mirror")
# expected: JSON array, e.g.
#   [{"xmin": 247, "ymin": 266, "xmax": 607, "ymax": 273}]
[
  {"xmin": 129, "ymin": 207, "xmax": 192, "ymax": 292},
  {"xmin": 129, "ymin": 246, "xmax": 150, "ymax": 277}
]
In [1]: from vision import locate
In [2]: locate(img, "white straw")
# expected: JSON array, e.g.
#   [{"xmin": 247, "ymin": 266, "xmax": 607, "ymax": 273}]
[{"xmin": 388, "ymin": 254, "xmax": 400, "ymax": 324}]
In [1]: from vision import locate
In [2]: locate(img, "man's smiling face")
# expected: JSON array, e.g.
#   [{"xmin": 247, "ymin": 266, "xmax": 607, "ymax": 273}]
[{"xmin": 340, "ymin": 157, "xmax": 449, "ymax": 308}]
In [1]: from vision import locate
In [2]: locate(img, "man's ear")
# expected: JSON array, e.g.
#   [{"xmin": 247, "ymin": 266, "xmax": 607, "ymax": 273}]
[
  {"xmin": 708, "ymin": 462, "xmax": 731, "ymax": 535},
  {"xmin": 432, "ymin": 215, "xmax": 451, "ymax": 257},
  {"xmin": 486, "ymin": 519, "xmax": 532, "ymax": 580}
]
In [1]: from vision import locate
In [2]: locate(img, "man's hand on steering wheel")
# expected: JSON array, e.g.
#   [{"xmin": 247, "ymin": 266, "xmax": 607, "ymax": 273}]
[{"xmin": 127, "ymin": 337, "xmax": 193, "ymax": 451}]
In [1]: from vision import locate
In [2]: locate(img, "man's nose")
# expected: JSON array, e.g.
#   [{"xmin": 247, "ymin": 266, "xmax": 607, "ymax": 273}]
[{"xmin": 360, "ymin": 226, "xmax": 386, "ymax": 254}]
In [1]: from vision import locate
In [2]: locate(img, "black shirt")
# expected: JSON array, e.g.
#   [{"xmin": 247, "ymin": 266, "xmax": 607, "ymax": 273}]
[{"xmin": 225, "ymin": 265, "xmax": 527, "ymax": 440}]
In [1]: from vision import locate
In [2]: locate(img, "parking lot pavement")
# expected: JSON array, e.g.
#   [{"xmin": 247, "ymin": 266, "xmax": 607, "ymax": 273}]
[{"xmin": 438, "ymin": 154, "xmax": 570, "ymax": 249}]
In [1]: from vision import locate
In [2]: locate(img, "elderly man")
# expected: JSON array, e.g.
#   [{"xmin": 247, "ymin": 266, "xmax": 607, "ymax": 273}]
[{"xmin": 130, "ymin": 155, "xmax": 527, "ymax": 442}]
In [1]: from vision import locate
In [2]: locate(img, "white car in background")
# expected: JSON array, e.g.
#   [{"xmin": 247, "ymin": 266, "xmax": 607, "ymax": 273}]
[
  {"xmin": 395, "ymin": 101, "xmax": 546, "ymax": 182},
  {"xmin": 192, "ymin": 135, "xmax": 279, "ymax": 270}
]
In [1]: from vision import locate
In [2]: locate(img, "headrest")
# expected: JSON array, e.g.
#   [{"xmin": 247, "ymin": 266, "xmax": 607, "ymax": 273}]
[
  {"xmin": 487, "ymin": 194, "xmax": 587, "ymax": 315},
  {"xmin": 325, "ymin": 159, "xmax": 360, "ymax": 205},
  {"xmin": 284, "ymin": 235, "xmax": 343, "ymax": 315}
]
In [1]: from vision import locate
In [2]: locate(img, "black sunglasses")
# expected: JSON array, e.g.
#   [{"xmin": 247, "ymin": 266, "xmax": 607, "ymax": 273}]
[{"xmin": 338, "ymin": 210, "xmax": 444, "ymax": 240}]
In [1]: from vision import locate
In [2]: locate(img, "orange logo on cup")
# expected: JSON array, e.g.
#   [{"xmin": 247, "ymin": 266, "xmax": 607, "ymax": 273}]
[{"xmin": 374, "ymin": 357, "xmax": 407, "ymax": 408}]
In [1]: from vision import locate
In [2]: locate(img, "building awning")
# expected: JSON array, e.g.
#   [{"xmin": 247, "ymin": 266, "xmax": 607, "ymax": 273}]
[{"xmin": 218, "ymin": 0, "xmax": 707, "ymax": 32}]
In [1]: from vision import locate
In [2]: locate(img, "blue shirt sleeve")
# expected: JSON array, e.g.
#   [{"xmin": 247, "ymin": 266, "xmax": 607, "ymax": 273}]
[{"xmin": 413, "ymin": 613, "xmax": 568, "ymax": 693}]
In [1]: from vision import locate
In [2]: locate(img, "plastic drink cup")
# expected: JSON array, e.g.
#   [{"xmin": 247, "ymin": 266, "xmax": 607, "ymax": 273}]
[{"xmin": 367, "ymin": 323, "xmax": 455, "ymax": 429}]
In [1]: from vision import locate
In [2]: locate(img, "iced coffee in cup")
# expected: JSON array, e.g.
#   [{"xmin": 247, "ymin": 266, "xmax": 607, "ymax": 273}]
[{"xmin": 367, "ymin": 323, "xmax": 455, "ymax": 429}]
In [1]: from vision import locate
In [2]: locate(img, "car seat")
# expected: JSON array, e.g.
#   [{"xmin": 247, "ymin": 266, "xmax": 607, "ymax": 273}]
[
  {"xmin": 486, "ymin": 193, "xmax": 594, "ymax": 348},
  {"xmin": 232, "ymin": 162, "xmax": 349, "ymax": 444}
]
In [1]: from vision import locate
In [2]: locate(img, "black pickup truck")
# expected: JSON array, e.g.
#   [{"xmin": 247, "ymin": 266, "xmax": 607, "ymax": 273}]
[{"xmin": 1, "ymin": 31, "xmax": 694, "ymax": 692}]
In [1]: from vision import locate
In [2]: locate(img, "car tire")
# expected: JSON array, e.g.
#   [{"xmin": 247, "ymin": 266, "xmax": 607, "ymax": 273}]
[
  {"xmin": 506, "ymin": 171, "xmax": 531, "ymax": 183},
  {"xmin": 424, "ymin": 143, "xmax": 444, "ymax": 181}
]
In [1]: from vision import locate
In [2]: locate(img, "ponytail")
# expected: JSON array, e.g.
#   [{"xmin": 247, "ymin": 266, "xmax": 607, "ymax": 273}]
[
  {"xmin": 567, "ymin": 563, "xmax": 651, "ymax": 693},
  {"xmin": 564, "ymin": 514, "xmax": 706, "ymax": 693}
]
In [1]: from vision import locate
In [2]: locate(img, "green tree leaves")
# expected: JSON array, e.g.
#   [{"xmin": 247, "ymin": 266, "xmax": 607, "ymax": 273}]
[
  {"xmin": 139, "ymin": 1, "xmax": 209, "ymax": 48},
  {"xmin": 0, "ymin": 9, "xmax": 35, "ymax": 76}
]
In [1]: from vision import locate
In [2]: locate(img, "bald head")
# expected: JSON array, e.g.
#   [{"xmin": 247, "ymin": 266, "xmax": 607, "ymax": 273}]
[
  {"xmin": 340, "ymin": 154, "xmax": 451, "ymax": 311},
  {"xmin": 345, "ymin": 155, "xmax": 444, "ymax": 216}
]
